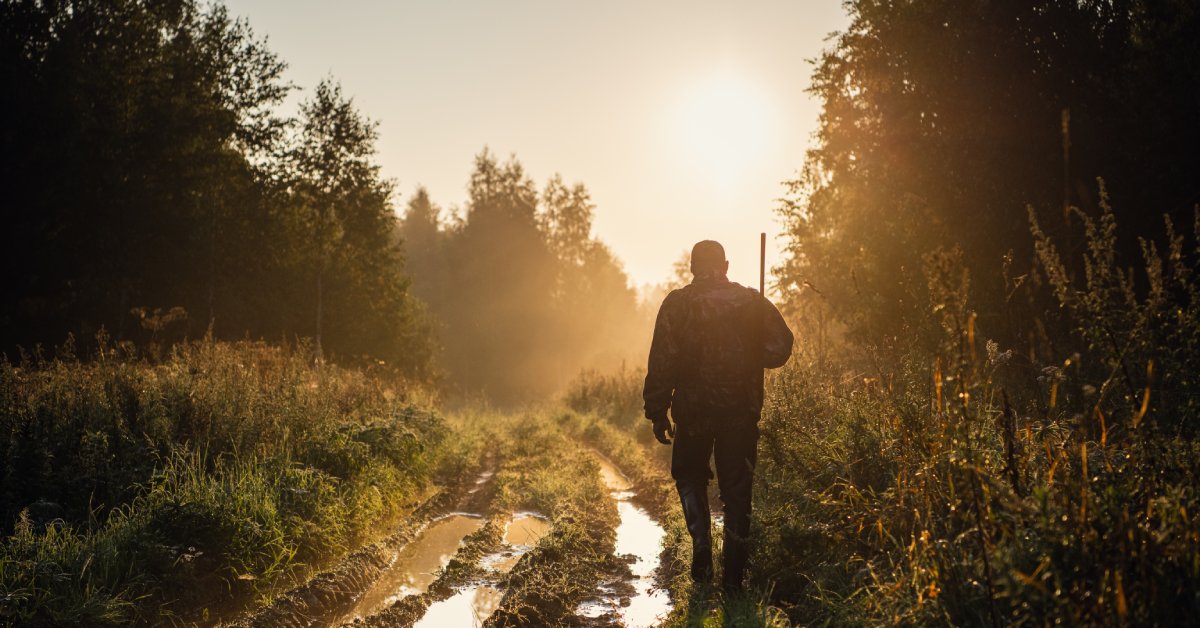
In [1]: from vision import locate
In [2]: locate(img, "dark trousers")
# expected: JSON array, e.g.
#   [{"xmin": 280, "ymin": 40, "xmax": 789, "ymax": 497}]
[{"xmin": 670, "ymin": 415, "xmax": 759, "ymax": 588}]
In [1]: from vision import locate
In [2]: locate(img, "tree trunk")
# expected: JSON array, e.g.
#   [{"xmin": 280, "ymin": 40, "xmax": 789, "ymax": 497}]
[{"xmin": 315, "ymin": 267, "xmax": 324, "ymax": 363}]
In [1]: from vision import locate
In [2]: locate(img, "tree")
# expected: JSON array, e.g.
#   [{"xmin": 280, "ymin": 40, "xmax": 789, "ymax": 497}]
[
  {"xmin": 399, "ymin": 186, "xmax": 447, "ymax": 312},
  {"xmin": 403, "ymin": 153, "xmax": 642, "ymax": 402},
  {"xmin": 0, "ymin": 0, "xmax": 289, "ymax": 350},
  {"xmin": 284, "ymin": 79, "xmax": 429, "ymax": 371},
  {"xmin": 540, "ymin": 175, "xmax": 595, "ymax": 270},
  {"xmin": 437, "ymin": 150, "xmax": 558, "ymax": 400},
  {"xmin": 778, "ymin": 0, "xmax": 1200, "ymax": 348},
  {"xmin": 540, "ymin": 175, "xmax": 641, "ymax": 371}
]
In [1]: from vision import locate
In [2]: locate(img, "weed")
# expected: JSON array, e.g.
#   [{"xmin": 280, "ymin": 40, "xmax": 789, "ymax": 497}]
[{"xmin": 0, "ymin": 338, "xmax": 444, "ymax": 624}]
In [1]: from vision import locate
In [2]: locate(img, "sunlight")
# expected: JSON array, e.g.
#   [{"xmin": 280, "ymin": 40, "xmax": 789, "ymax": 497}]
[{"xmin": 672, "ymin": 72, "xmax": 775, "ymax": 194}]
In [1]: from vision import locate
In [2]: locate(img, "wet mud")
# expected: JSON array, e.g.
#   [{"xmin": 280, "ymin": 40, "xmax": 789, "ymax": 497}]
[
  {"xmin": 229, "ymin": 465, "xmax": 495, "ymax": 628},
  {"xmin": 338, "ymin": 513, "xmax": 485, "ymax": 623},
  {"xmin": 410, "ymin": 513, "xmax": 549, "ymax": 627},
  {"xmin": 577, "ymin": 454, "xmax": 672, "ymax": 627}
]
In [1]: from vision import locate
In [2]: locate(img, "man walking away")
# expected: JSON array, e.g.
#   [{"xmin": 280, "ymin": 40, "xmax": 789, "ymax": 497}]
[{"xmin": 642, "ymin": 239, "xmax": 794, "ymax": 593}]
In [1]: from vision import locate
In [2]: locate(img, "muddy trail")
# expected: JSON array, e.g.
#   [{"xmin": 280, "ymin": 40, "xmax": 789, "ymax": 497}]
[
  {"xmin": 229, "ymin": 447, "xmax": 673, "ymax": 627},
  {"xmin": 574, "ymin": 454, "xmax": 672, "ymax": 627}
]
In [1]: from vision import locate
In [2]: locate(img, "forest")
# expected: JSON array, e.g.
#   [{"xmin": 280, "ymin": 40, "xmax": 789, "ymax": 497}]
[{"xmin": 2, "ymin": 0, "xmax": 1199, "ymax": 625}]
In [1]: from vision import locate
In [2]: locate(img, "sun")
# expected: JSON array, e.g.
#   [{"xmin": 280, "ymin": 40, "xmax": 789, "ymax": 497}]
[{"xmin": 672, "ymin": 72, "xmax": 775, "ymax": 193}]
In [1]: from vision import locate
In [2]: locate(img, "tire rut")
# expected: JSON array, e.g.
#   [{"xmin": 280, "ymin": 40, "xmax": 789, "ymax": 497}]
[{"xmin": 227, "ymin": 462, "xmax": 498, "ymax": 628}]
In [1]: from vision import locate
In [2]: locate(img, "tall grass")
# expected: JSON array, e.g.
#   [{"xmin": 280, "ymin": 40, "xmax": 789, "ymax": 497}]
[
  {"xmin": 0, "ymin": 338, "xmax": 446, "ymax": 624},
  {"xmin": 564, "ymin": 364, "xmax": 647, "ymax": 431},
  {"xmin": 751, "ymin": 198, "xmax": 1200, "ymax": 625},
  {"xmin": 573, "ymin": 196, "xmax": 1200, "ymax": 625}
]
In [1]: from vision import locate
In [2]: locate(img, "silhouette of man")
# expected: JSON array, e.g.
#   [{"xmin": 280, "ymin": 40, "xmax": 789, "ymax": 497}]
[{"xmin": 643, "ymin": 239, "xmax": 794, "ymax": 592}]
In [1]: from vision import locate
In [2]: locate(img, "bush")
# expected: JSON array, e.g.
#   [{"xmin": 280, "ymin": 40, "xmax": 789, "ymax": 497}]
[
  {"xmin": 0, "ymin": 338, "xmax": 444, "ymax": 624},
  {"xmin": 563, "ymin": 365, "xmax": 645, "ymax": 429},
  {"xmin": 751, "ymin": 198, "xmax": 1200, "ymax": 625}
]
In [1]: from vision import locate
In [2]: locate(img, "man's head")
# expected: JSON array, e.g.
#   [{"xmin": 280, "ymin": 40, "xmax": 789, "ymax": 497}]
[{"xmin": 690, "ymin": 240, "xmax": 728, "ymax": 278}]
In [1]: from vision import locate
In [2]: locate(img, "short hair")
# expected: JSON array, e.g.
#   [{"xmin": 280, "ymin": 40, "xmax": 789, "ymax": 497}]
[{"xmin": 690, "ymin": 240, "xmax": 726, "ymax": 273}]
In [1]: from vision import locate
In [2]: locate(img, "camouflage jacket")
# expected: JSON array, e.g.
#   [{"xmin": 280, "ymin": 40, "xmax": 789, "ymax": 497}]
[{"xmin": 642, "ymin": 275, "xmax": 794, "ymax": 424}]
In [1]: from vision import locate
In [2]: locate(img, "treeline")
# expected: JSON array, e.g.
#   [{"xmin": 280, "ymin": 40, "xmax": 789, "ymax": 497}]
[
  {"xmin": 1, "ymin": 0, "xmax": 428, "ymax": 371},
  {"xmin": 0, "ymin": 0, "xmax": 643, "ymax": 399},
  {"xmin": 779, "ymin": 0, "xmax": 1200, "ymax": 350},
  {"xmin": 750, "ymin": 2, "xmax": 1200, "ymax": 624},
  {"xmin": 400, "ymin": 153, "xmax": 641, "ymax": 403}
]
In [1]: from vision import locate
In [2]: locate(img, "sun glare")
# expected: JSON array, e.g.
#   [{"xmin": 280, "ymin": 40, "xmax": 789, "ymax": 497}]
[{"xmin": 672, "ymin": 72, "xmax": 775, "ymax": 193}]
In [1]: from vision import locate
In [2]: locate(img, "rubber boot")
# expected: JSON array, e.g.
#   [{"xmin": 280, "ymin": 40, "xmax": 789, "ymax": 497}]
[
  {"xmin": 677, "ymin": 481, "xmax": 713, "ymax": 583},
  {"xmin": 721, "ymin": 520, "xmax": 749, "ymax": 594}
]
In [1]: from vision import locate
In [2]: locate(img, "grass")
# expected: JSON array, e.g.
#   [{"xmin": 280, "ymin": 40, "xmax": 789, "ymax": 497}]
[
  {"xmin": 449, "ymin": 409, "xmax": 623, "ymax": 626},
  {"xmin": 0, "ymin": 338, "xmax": 446, "ymax": 625},
  {"xmin": 562, "ymin": 203, "xmax": 1200, "ymax": 626},
  {"xmin": 5, "ymin": 198, "xmax": 1197, "ymax": 627}
]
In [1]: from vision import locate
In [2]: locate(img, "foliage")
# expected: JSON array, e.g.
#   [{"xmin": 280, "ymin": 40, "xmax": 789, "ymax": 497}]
[
  {"xmin": 0, "ymin": 0, "xmax": 431, "ymax": 375},
  {"xmin": 563, "ymin": 365, "xmax": 646, "ymax": 430},
  {"xmin": 0, "ymin": 338, "xmax": 444, "ymax": 624},
  {"xmin": 769, "ymin": 2, "xmax": 1200, "ymax": 621},
  {"xmin": 750, "ymin": 203, "xmax": 1200, "ymax": 625},
  {"xmin": 402, "ymin": 150, "xmax": 643, "ymax": 403},
  {"xmin": 281, "ymin": 79, "xmax": 430, "ymax": 370},
  {"xmin": 778, "ymin": 0, "xmax": 1200, "ymax": 345}
]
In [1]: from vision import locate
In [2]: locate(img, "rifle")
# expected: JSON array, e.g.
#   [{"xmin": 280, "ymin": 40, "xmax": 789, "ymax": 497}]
[
  {"xmin": 759, "ymin": 232, "xmax": 766, "ymax": 297},
  {"xmin": 758, "ymin": 232, "xmax": 766, "ymax": 381}
]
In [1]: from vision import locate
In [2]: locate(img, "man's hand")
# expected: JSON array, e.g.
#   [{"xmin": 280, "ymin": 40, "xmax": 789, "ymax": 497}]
[{"xmin": 652, "ymin": 417, "xmax": 675, "ymax": 445}]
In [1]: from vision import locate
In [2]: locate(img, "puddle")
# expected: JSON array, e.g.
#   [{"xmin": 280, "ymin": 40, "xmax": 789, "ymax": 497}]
[
  {"xmin": 596, "ymin": 456, "xmax": 633, "ymax": 492},
  {"xmin": 586, "ymin": 455, "xmax": 672, "ymax": 627},
  {"xmin": 482, "ymin": 550, "xmax": 521, "ymax": 574},
  {"xmin": 576, "ymin": 600, "xmax": 610, "ymax": 618},
  {"xmin": 413, "ymin": 584, "xmax": 503, "ymax": 628},
  {"xmin": 340, "ymin": 514, "xmax": 484, "ymax": 622},
  {"xmin": 477, "ymin": 512, "xmax": 549, "ymax": 574},
  {"xmin": 409, "ymin": 511, "xmax": 548, "ymax": 627},
  {"xmin": 505, "ymin": 512, "xmax": 551, "ymax": 547},
  {"xmin": 469, "ymin": 470, "xmax": 495, "ymax": 494}
]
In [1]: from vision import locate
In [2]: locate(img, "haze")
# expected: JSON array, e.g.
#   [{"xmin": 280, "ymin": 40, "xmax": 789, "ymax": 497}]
[{"xmin": 224, "ymin": 0, "xmax": 850, "ymax": 290}]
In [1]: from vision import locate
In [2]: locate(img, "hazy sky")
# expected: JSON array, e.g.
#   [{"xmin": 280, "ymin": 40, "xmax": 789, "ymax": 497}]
[{"xmin": 224, "ymin": 1, "xmax": 850, "ymax": 290}]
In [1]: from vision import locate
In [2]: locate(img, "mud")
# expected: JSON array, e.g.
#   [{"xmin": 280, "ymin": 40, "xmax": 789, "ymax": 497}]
[
  {"xmin": 405, "ymin": 510, "xmax": 548, "ymax": 625},
  {"xmin": 413, "ymin": 584, "xmax": 503, "ymax": 627},
  {"xmin": 229, "ymin": 465, "xmax": 495, "ymax": 628},
  {"xmin": 581, "ymin": 454, "xmax": 672, "ymax": 627},
  {"xmin": 339, "ymin": 513, "xmax": 485, "ymax": 623}
]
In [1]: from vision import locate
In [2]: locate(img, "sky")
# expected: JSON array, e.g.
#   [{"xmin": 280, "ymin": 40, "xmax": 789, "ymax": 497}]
[{"xmin": 224, "ymin": 1, "xmax": 850, "ymax": 291}]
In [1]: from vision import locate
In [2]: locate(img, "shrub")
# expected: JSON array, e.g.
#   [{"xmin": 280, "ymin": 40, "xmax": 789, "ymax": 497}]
[
  {"xmin": 751, "ymin": 195, "xmax": 1200, "ymax": 625},
  {"xmin": 0, "ymin": 338, "xmax": 444, "ymax": 624}
]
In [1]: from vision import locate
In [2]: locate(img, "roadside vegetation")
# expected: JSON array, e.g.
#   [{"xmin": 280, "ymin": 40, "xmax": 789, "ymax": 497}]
[
  {"xmin": 0, "ymin": 338, "xmax": 446, "ymax": 625},
  {"xmin": 568, "ymin": 203, "xmax": 1200, "ymax": 626},
  {"xmin": 748, "ymin": 202, "xmax": 1200, "ymax": 625}
]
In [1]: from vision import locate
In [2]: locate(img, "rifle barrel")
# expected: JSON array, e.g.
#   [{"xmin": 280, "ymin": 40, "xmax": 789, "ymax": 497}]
[{"xmin": 759, "ymin": 232, "xmax": 766, "ymax": 296}]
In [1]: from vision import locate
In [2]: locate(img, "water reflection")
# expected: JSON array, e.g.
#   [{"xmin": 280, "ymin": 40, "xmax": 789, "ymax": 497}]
[
  {"xmin": 505, "ymin": 512, "xmax": 550, "ymax": 547},
  {"xmin": 587, "ymin": 454, "xmax": 671, "ymax": 628},
  {"xmin": 413, "ymin": 584, "xmax": 502, "ymax": 628},
  {"xmin": 408, "ymin": 511, "xmax": 548, "ymax": 626},
  {"xmin": 341, "ymin": 514, "xmax": 484, "ymax": 622}
]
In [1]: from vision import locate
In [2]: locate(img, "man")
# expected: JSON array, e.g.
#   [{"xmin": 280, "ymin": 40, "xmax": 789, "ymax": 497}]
[{"xmin": 642, "ymin": 239, "xmax": 794, "ymax": 593}]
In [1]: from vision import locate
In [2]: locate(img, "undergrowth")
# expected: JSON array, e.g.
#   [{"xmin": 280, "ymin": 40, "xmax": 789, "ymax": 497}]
[
  {"xmin": 752, "ymin": 200, "xmax": 1200, "ymax": 625},
  {"xmin": 0, "ymin": 338, "xmax": 446, "ymax": 625},
  {"xmin": 571, "ymin": 197, "xmax": 1200, "ymax": 625}
]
